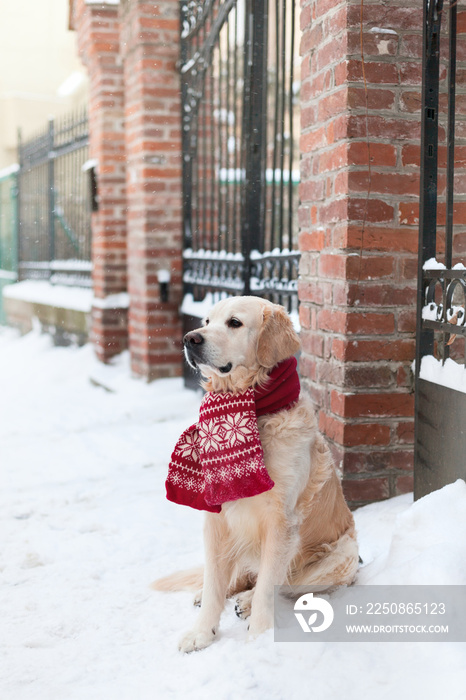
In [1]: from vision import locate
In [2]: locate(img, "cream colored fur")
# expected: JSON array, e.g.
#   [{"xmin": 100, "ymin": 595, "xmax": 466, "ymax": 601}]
[{"xmin": 153, "ymin": 296, "xmax": 358, "ymax": 652}]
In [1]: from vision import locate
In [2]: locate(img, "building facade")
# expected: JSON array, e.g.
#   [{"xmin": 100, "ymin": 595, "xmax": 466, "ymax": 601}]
[{"xmin": 69, "ymin": 0, "xmax": 462, "ymax": 506}]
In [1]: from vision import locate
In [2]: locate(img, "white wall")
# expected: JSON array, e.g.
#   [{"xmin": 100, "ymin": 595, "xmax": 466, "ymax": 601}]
[{"xmin": 0, "ymin": 0, "xmax": 88, "ymax": 168}]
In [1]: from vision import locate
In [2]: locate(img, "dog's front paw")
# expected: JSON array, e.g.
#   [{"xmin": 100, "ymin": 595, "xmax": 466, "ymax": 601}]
[
  {"xmin": 178, "ymin": 627, "xmax": 216, "ymax": 653},
  {"xmin": 192, "ymin": 589, "xmax": 202, "ymax": 607},
  {"xmin": 247, "ymin": 610, "xmax": 274, "ymax": 640}
]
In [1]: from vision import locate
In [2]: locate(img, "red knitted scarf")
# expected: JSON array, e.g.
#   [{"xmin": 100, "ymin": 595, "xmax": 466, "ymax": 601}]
[{"xmin": 165, "ymin": 357, "xmax": 300, "ymax": 512}]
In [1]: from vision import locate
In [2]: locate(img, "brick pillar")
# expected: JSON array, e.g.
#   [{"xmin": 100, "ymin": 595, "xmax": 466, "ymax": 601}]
[
  {"xmin": 299, "ymin": 1, "xmax": 422, "ymax": 506},
  {"xmin": 120, "ymin": 0, "xmax": 183, "ymax": 380},
  {"xmin": 72, "ymin": 0, "xmax": 128, "ymax": 362}
]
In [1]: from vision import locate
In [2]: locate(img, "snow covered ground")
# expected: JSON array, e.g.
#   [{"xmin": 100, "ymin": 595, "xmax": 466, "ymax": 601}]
[{"xmin": 1, "ymin": 327, "xmax": 466, "ymax": 700}]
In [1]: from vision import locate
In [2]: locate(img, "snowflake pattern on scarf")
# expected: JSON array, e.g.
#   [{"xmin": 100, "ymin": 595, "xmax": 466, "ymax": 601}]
[
  {"xmin": 165, "ymin": 357, "xmax": 300, "ymax": 513},
  {"xmin": 166, "ymin": 389, "xmax": 274, "ymax": 512}
]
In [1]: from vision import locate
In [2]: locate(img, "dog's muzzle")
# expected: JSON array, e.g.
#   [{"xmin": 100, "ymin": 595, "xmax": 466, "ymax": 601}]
[
  {"xmin": 183, "ymin": 331, "xmax": 204, "ymax": 368},
  {"xmin": 183, "ymin": 331, "xmax": 232, "ymax": 374}
]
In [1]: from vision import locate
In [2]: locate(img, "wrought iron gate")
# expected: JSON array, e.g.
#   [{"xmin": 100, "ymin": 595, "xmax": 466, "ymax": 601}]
[
  {"xmin": 180, "ymin": 0, "xmax": 300, "ymax": 317},
  {"xmin": 17, "ymin": 108, "xmax": 92, "ymax": 287},
  {"xmin": 414, "ymin": 0, "xmax": 466, "ymax": 498}
]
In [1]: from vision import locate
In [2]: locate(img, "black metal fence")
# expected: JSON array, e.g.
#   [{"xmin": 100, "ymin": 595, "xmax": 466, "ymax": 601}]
[
  {"xmin": 414, "ymin": 0, "xmax": 466, "ymax": 498},
  {"xmin": 18, "ymin": 108, "xmax": 92, "ymax": 287},
  {"xmin": 180, "ymin": 0, "xmax": 300, "ymax": 312},
  {"xmin": 0, "ymin": 169, "xmax": 18, "ymax": 324}
]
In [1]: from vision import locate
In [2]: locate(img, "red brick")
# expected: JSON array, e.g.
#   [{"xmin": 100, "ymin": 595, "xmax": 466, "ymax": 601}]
[
  {"xmin": 300, "ymin": 127, "xmax": 327, "ymax": 152},
  {"xmin": 319, "ymin": 412, "xmax": 345, "ymax": 443},
  {"xmin": 396, "ymin": 365, "xmax": 414, "ymax": 388},
  {"xmin": 347, "ymin": 142, "xmax": 397, "ymax": 168},
  {"xmin": 341, "ymin": 226, "xmax": 418, "ymax": 253},
  {"xmin": 299, "ymin": 304, "xmax": 312, "ymax": 330},
  {"xmin": 395, "ymin": 475, "xmax": 414, "ymax": 495},
  {"xmin": 399, "ymin": 202, "xmax": 419, "ymax": 226},
  {"xmin": 346, "ymin": 6, "xmax": 422, "ymax": 31},
  {"xmin": 401, "ymin": 143, "xmax": 422, "ymax": 167},
  {"xmin": 343, "ymin": 477, "xmax": 390, "ymax": 502},
  {"xmin": 346, "ymin": 256, "xmax": 395, "ymax": 280},
  {"xmin": 345, "ymin": 284, "xmax": 417, "ymax": 307},
  {"xmin": 348, "ymin": 171, "xmax": 420, "ymax": 197},
  {"xmin": 346, "ymin": 312, "xmax": 395, "ymax": 334},
  {"xmin": 398, "ymin": 309, "xmax": 416, "ymax": 332},
  {"xmin": 396, "ymin": 421, "xmax": 415, "ymax": 444},
  {"xmin": 318, "ymin": 89, "xmax": 347, "ymax": 120},
  {"xmin": 315, "ymin": 37, "xmax": 347, "ymax": 71},
  {"xmin": 298, "ymin": 281, "xmax": 325, "ymax": 304},
  {"xmin": 333, "ymin": 338, "xmax": 416, "ymax": 362},
  {"xmin": 344, "ymin": 364, "xmax": 394, "ymax": 389},
  {"xmin": 347, "ymin": 60, "xmax": 399, "ymax": 84},
  {"xmin": 343, "ymin": 423, "xmax": 391, "ymax": 447},
  {"xmin": 318, "ymin": 309, "xmax": 347, "ymax": 333},
  {"xmin": 299, "ymin": 230, "xmax": 326, "ymax": 251},
  {"xmin": 318, "ymin": 254, "xmax": 347, "ymax": 278},
  {"xmin": 316, "ymin": 359, "xmax": 345, "ymax": 386},
  {"xmin": 299, "ymin": 179, "xmax": 326, "ymax": 202},
  {"xmin": 347, "ymin": 31, "xmax": 398, "ymax": 57},
  {"xmin": 300, "ymin": 330, "xmax": 325, "ymax": 358},
  {"xmin": 343, "ymin": 449, "xmax": 414, "ymax": 474},
  {"xmin": 317, "ymin": 143, "xmax": 347, "ymax": 173},
  {"xmin": 348, "ymin": 87, "xmax": 396, "ymax": 111},
  {"xmin": 399, "ymin": 34, "xmax": 422, "ymax": 59},
  {"xmin": 399, "ymin": 90, "xmax": 422, "ymax": 113},
  {"xmin": 315, "ymin": 0, "xmax": 345, "ymax": 17},
  {"xmin": 299, "ymin": 354, "xmax": 317, "ymax": 382},
  {"xmin": 348, "ymin": 198, "xmax": 394, "ymax": 223},
  {"xmin": 331, "ymin": 390, "xmax": 414, "ymax": 418},
  {"xmin": 319, "ymin": 198, "xmax": 348, "ymax": 224},
  {"xmin": 398, "ymin": 62, "xmax": 423, "ymax": 85}
]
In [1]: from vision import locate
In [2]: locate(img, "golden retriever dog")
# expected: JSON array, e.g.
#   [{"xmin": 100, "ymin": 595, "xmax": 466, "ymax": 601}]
[{"xmin": 153, "ymin": 296, "xmax": 358, "ymax": 652}]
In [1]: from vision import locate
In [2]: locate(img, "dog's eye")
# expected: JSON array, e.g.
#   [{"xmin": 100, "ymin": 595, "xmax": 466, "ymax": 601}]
[
  {"xmin": 204, "ymin": 319, "xmax": 209, "ymax": 326},
  {"xmin": 228, "ymin": 318, "xmax": 243, "ymax": 329}
]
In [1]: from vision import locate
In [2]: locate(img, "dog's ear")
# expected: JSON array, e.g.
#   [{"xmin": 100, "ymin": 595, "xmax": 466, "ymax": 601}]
[{"xmin": 256, "ymin": 304, "xmax": 301, "ymax": 368}]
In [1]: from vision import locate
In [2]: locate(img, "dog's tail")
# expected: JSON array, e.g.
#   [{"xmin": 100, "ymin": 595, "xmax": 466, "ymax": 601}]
[{"xmin": 151, "ymin": 566, "xmax": 204, "ymax": 592}]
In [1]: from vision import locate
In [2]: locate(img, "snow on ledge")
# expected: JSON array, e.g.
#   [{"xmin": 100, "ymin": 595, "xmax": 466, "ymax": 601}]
[
  {"xmin": 423, "ymin": 257, "xmax": 446, "ymax": 270},
  {"xmin": 420, "ymin": 355, "xmax": 466, "ymax": 394},
  {"xmin": 0, "ymin": 163, "xmax": 19, "ymax": 179},
  {"xmin": 92, "ymin": 292, "xmax": 129, "ymax": 309},
  {"xmin": 181, "ymin": 293, "xmax": 215, "ymax": 318},
  {"xmin": 0, "ymin": 270, "xmax": 18, "ymax": 281},
  {"xmin": 3, "ymin": 280, "xmax": 93, "ymax": 313}
]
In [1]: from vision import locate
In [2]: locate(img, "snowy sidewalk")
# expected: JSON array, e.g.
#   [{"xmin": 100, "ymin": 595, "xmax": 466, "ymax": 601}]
[{"xmin": 1, "ymin": 328, "xmax": 465, "ymax": 700}]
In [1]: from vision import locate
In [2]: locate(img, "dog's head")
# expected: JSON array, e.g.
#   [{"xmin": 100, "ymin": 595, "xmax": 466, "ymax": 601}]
[{"xmin": 183, "ymin": 296, "xmax": 300, "ymax": 392}]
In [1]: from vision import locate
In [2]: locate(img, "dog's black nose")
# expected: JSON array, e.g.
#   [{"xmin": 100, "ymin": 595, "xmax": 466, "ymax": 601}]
[{"xmin": 183, "ymin": 331, "xmax": 204, "ymax": 346}]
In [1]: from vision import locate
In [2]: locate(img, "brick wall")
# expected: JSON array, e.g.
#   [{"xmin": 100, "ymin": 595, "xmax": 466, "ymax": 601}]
[
  {"xmin": 73, "ymin": 0, "xmax": 128, "ymax": 362},
  {"xmin": 120, "ymin": 0, "xmax": 183, "ymax": 380},
  {"xmin": 72, "ymin": 0, "xmax": 432, "ymax": 505},
  {"xmin": 72, "ymin": 0, "xmax": 183, "ymax": 376},
  {"xmin": 298, "ymin": 0, "xmax": 423, "ymax": 506}
]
